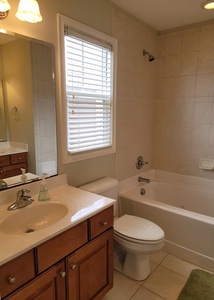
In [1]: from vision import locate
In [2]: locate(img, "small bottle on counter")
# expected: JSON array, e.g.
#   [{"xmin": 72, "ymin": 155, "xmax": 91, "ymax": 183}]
[
  {"xmin": 21, "ymin": 168, "xmax": 27, "ymax": 182},
  {"xmin": 38, "ymin": 175, "xmax": 50, "ymax": 201}
]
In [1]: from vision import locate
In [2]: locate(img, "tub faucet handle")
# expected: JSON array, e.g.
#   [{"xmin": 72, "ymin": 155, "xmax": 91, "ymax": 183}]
[{"xmin": 136, "ymin": 156, "xmax": 148, "ymax": 170}]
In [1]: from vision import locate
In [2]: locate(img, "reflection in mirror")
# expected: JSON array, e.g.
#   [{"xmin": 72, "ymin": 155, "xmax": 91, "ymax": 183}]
[
  {"xmin": 0, "ymin": 31, "xmax": 57, "ymax": 190},
  {"xmin": 0, "ymin": 78, "xmax": 7, "ymax": 141}
]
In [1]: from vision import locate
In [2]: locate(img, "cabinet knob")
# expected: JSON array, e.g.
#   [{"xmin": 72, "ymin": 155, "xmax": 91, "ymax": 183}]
[
  {"xmin": 101, "ymin": 221, "xmax": 108, "ymax": 226},
  {"xmin": 18, "ymin": 157, "xmax": 21, "ymax": 160},
  {"xmin": 8, "ymin": 277, "xmax": 16, "ymax": 285},
  {"xmin": 0, "ymin": 170, "xmax": 3, "ymax": 174},
  {"xmin": 70, "ymin": 264, "xmax": 76, "ymax": 270},
  {"xmin": 59, "ymin": 271, "xmax": 66, "ymax": 278}
]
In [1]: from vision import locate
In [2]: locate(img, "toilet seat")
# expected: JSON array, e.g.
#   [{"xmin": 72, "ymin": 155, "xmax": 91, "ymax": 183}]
[{"xmin": 114, "ymin": 214, "xmax": 164, "ymax": 244}]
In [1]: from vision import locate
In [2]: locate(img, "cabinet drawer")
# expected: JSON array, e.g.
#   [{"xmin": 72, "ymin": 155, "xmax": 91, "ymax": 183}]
[
  {"xmin": 10, "ymin": 153, "xmax": 27, "ymax": 164},
  {"xmin": 3, "ymin": 163, "xmax": 27, "ymax": 178},
  {"xmin": 0, "ymin": 155, "xmax": 10, "ymax": 167},
  {"xmin": 0, "ymin": 250, "xmax": 35, "ymax": 298},
  {"xmin": 36, "ymin": 221, "xmax": 88, "ymax": 274},
  {"xmin": 89, "ymin": 206, "xmax": 113, "ymax": 240}
]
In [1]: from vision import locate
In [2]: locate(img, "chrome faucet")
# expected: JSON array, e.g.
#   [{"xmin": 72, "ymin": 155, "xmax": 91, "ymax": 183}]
[
  {"xmin": 7, "ymin": 189, "xmax": 34, "ymax": 211},
  {"xmin": 138, "ymin": 176, "xmax": 151, "ymax": 183},
  {"xmin": 0, "ymin": 179, "xmax": 8, "ymax": 190}
]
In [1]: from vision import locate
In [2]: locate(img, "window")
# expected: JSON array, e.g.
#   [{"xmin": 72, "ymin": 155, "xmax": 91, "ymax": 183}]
[{"xmin": 58, "ymin": 15, "xmax": 117, "ymax": 163}]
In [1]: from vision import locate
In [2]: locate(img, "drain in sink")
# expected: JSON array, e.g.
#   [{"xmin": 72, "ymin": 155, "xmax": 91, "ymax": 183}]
[{"xmin": 26, "ymin": 228, "xmax": 35, "ymax": 233}]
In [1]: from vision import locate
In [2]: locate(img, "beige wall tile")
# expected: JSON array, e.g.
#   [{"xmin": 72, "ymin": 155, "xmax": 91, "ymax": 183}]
[
  {"xmin": 199, "ymin": 28, "xmax": 214, "ymax": 51},
  {"xmin": 164, "ymin": 55, "xmax": 181, "ymax": 77},
  {"xmin": 195, "ymin": 74, "xmax": 214, "ymax": 97},
  {"xmin": 191, "ymin": 124, "xmax": 210, "ymax": 145},
  {"xmin": 163, "ymin": 77, "xmax": 180, "ymax": 98},
  {"xmin": 166, "ymin": 35, "xmax": 182, "ymax": 55},
  {"xmin": 179, "ymin": 75, "xmax": 196, "ymax": 98},
  {"xmin": 180, "ymin": 52, "xmax": 198, "ymax": 75},
  {"xmin": 181, "ymin": 31, "xmax": 200, "ymax": 53},
  {"xmin": 197, "ymin": 49, "xmax": 214, "ymax": 74},
  {"xmin": 193, "ymin": 102, "xmax": 212, "ymax": 124}
]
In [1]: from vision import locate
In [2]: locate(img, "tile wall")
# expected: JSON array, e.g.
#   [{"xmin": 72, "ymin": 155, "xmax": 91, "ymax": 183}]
[
  {"xmin": 113, "ymin": 6, "xmax": 214, "ymax": 180},
  {"xmin": 154, "ymin": 24, "xmax": 214, "ymax": 179},
  {"xmin": 112, "ymin": 8, "xmax": 157, "ymax": 181}
]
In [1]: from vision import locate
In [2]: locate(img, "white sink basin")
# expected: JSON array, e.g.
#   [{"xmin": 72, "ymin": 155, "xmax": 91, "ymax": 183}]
[{"xmin": 0, "ymin": 203, "xmax": 68, "ymax": 235}]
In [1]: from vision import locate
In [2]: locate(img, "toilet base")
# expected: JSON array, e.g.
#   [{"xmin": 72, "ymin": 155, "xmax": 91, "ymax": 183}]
[
  {"xmin": 114, "ymin": 249, "xmax": 151, "ymax": 281},
  {"xmin": 124, "ymin": 252, "xmax": 151, "ymax": 280}
]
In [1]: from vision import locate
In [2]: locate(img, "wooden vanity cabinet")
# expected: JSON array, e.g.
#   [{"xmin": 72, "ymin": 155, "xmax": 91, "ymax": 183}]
[
  {"xmin": 0, "ymin": 153, "xmax": 28, "ymax": 179},
  {"xmin": 1, "ymin": 205, "xmax": 114, "ymax": 300}
]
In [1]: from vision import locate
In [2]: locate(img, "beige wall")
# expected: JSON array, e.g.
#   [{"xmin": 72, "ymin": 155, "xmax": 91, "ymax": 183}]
[
  {"xmin": 153, "ymin": 24, "xmax": 214, "ymax": 180},
  {"xmin": 1, "ymin": 0, "xmax": 116, "ymax": 187}
]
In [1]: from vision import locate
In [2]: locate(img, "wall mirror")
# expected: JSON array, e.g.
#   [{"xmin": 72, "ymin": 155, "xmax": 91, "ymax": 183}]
[{"xmin": 0, "ymin": 30, "xmax": 57, "ymax": 190}]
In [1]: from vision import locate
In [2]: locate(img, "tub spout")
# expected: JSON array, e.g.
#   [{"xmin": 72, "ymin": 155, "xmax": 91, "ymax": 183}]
[{"xmin": 138, "ymin": 176, "xmax": 151, "ymax": 183}]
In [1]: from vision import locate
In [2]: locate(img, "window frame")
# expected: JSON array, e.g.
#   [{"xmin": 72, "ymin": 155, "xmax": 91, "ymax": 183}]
[{"xmin": 57, "ymin": 14, "xmax": 117, "ymax": 163}]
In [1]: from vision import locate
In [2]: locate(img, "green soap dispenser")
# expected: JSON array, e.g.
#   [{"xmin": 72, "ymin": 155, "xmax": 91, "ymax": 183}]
[{"xmin": 38, "ymin": 175, "xmax": 50, "ymax": 201}]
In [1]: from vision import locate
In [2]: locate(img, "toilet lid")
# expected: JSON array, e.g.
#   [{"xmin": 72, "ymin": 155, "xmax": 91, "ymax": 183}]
[{"xmin": 114, "ymin": 214, "xmax": 164, "ymax": 241}]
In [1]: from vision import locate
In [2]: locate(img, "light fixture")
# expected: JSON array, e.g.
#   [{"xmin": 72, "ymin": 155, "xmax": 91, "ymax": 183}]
[
  {"xmin": 201, "ymin": 1, "xmax": 214, "ymax": 9},
  {"xmin": 16, "ymin": 0, "xmax": 42, "ymax": 23},
  {"xmin": 0, "ymin": 0, "xmax": 11, "ymax": 19}
]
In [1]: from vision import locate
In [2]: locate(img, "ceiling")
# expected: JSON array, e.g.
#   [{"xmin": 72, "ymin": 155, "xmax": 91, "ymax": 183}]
[{"xmin": 110, "ymin": 0, "xmax": 214, "ymax": 31}]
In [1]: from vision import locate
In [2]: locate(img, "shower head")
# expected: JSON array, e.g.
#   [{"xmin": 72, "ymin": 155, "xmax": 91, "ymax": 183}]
[{"xmin": 143, "ymin": 50, "xmax": 155, "ymax": 62}]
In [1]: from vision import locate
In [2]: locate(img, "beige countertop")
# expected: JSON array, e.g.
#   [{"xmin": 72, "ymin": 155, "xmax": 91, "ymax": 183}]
[
  {"xmin": 0, "ymin": 174, "xmax": 115, "ymax": 266},
  {"xmin": 0, "ymin": 141, "xmax": 28, "ymax": 156}
]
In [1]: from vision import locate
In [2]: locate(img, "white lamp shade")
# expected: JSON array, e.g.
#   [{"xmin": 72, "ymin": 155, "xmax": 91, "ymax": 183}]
[
  {"xmin": 16, "ymin": 0, "xmax": 42, "ymax": 23},
  {"xmin": 204, "ymin": 2, "xmax": 214, "ymax": 9},
  {"xmin": 202, "ymin": 1, "xmax": 214, "ymax": 9},
  {"xmin": 0, "ymin": 0, "xmax": 11, "ymax": 12}
]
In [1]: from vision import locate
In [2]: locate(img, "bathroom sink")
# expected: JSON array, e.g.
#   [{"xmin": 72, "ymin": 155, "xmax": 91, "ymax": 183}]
[{"xmin": 0, "ymin": 203, "xmax": 68, "ymax": 235}]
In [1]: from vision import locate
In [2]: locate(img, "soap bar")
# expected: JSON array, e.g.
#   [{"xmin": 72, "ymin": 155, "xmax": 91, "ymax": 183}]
[{"xmin": 199, "ymin": 158, "xmax": 214, "ymax": 170}]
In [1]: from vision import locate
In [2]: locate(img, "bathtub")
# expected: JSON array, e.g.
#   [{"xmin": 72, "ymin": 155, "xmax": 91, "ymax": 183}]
[{"xmin": 119, "ymin": 169, "xmax": 214, "ymax": 272}]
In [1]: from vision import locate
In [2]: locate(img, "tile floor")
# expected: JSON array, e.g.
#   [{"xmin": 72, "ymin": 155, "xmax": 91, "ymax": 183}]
[{"xmin": 103, "ymin": 251, "xmax": 208, "ymax": 300}]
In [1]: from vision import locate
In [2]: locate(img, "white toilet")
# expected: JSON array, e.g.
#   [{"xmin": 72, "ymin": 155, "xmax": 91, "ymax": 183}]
[{"xmin": 79, "ymin": 177, "xmax": 165, "ymax": 281}]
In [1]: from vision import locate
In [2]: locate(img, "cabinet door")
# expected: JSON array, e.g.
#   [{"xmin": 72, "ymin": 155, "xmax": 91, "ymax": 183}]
[
  {"xmin": 4, "ymin": 261, "xmax": 66, "ymax": 300},
  {"xmin": 67, "ymin": 228, "xmax": 113, "ymax": 300}
]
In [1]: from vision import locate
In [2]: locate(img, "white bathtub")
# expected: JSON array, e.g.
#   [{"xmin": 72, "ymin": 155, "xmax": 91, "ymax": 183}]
[{"xmin": 119, "ymin": 169, "xmax": 214, "ymax": 272}]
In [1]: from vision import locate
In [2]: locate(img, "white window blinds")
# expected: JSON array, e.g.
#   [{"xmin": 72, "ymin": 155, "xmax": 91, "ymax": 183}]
[{"xmin": 64, "ymin": 27, "xmax": 113, "ymax": 155}]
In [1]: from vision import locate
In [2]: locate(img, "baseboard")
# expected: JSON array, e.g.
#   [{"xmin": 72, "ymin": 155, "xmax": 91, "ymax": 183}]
[{"xmin": 164, "ymin": 240, "xmax": 214, "ymax": 272}]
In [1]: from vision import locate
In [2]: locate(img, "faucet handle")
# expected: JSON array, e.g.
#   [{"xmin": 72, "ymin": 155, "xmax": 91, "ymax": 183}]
[
  {"xmin": 136, "ymin": 156, "xmax": 149, "ymax": 170},
  {"xmin": 22, "ymin": 189, "xmax": 30, "ymax": 194},
  {"xmin": 17, "ymin": 189, "xmax": 30, "ymax": 198}
]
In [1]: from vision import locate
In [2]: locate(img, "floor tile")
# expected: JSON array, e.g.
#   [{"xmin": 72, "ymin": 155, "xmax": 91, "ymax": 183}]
[
  {"xmin": 103, "ymin": 253, "xmax": 212, "ymax": 300},
  {"xmin": 161, "ymin": 254, "xmax": 200, "ymax": 277},
  {"xmin": 131, "ymin": 287, "xmax": 165, "ymax": 300},
  {"xmin": 103, "ymin": 270, "xmax": 140, "ymax": 300},
  {"xmin": 143, "ymin": 265, "xmax": 187, "ymax": 300},
  {"xmin": 150, "ymin": 251, "xmax": 168, "ymax": 265}
]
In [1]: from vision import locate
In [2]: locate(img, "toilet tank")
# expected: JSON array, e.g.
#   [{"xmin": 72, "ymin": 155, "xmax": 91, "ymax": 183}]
[{"xmin": 79, "ymin": 177, "xmax": 119, "ymax": 199}]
